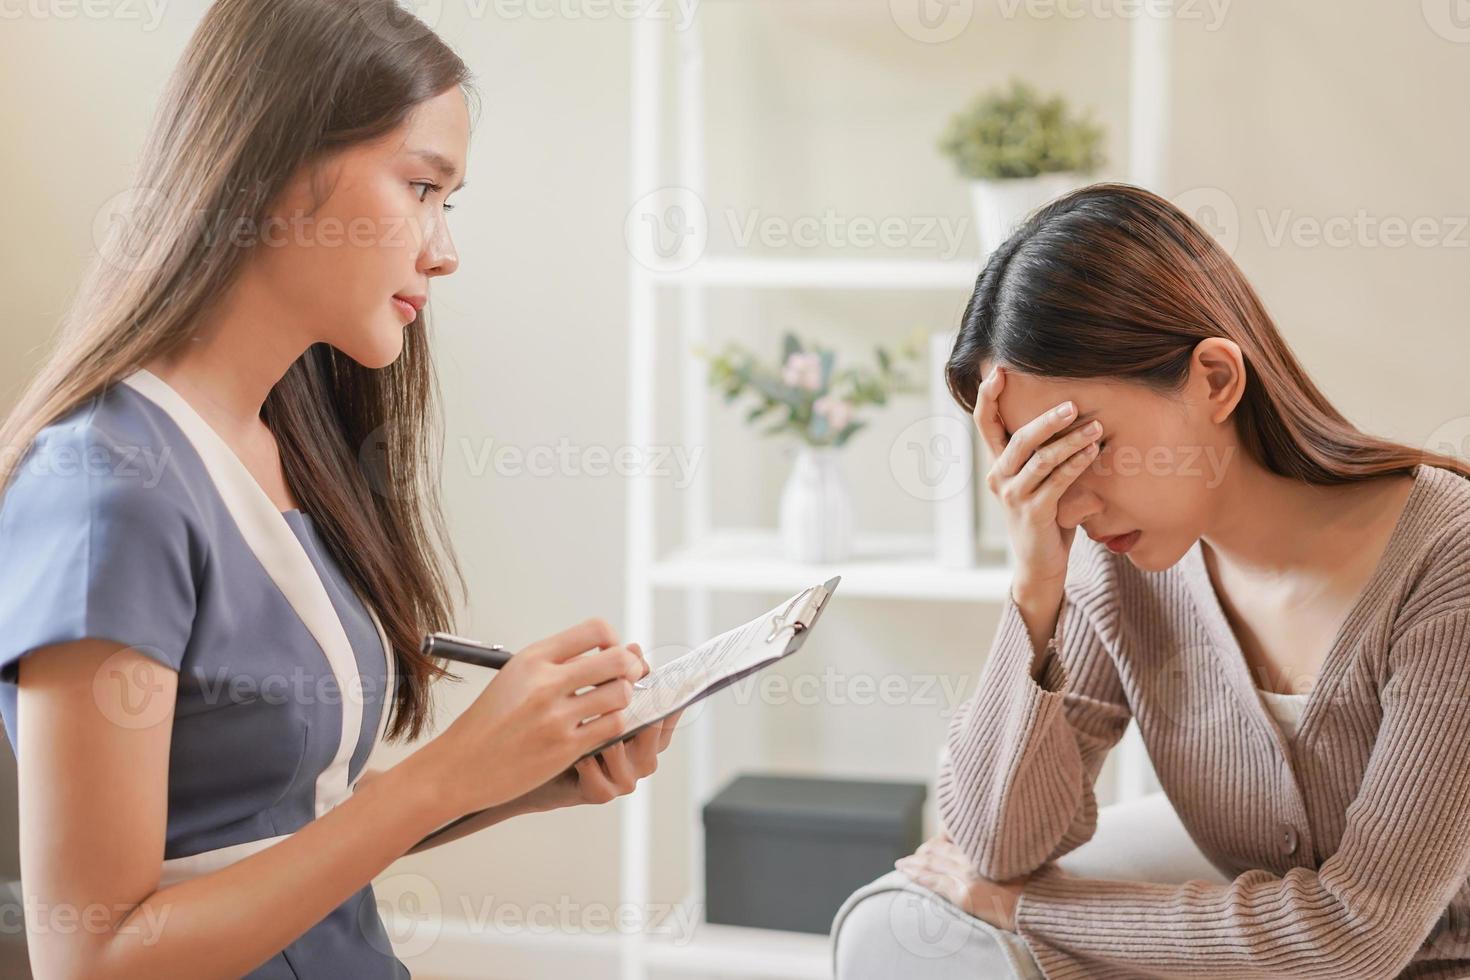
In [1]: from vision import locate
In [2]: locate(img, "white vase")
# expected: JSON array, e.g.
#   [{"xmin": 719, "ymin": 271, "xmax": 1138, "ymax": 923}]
[
  {"xmin": 969, "ymin": 172, "xmax": 1086, "ymax": 558},
  {"xmin": 779, "ymin": 446, "xmax": 853, "ymax": 564},
  {"xmin": 968, "ymin": 172, "xmax": 1087, "ymax": 256}
]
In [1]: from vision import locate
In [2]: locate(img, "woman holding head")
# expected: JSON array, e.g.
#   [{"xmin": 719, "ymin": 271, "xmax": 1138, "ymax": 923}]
[
  {"xmin": 0, "ymin": 2, "xmax": 678, "ymax": 976},
  {"xmin": 834, "ymin": 183, "xmax": 1470, "ymax": 978}
]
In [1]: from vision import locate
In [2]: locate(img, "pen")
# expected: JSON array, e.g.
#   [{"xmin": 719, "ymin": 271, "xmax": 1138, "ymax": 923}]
[
  {"xmin": 421, "ymin": 632, "xmax": 513, "ymax": 669},
  {"xmin": 420, "ymin": 632, "xmax": 654, "ymax": 688}
]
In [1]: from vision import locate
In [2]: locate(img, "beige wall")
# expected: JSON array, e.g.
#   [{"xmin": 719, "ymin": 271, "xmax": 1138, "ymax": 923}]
[{"xmin": 2, "ymin": 0, "xmax": 1467, "ymax": 971}]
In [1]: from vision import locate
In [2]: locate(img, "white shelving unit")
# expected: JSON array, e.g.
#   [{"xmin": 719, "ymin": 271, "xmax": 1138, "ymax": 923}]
[{"xmin": 611, "ymin": 10, "xmax": 1175, "ymax": 980}]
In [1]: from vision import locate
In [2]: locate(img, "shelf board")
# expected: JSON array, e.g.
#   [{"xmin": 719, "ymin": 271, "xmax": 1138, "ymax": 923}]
[
  {"xmin": 650, "ymin": 255, "xmax": 979, "ymax": 290},
  {"xmin": 649, "ymin": 529, "xmax": 1013, "ymax": 602}
]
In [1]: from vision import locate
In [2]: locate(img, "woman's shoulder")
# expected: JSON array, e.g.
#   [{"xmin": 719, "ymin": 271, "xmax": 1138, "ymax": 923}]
[
  {"xmin": 1395, "ymin": 462, "xmax": 1470, "ymax": 629},
  {"xmin": 2, "ymin": 380, "xmax": 204, "ymax": 533},
  {"xmin": 0, "ymin": 381, "xmax": 207, "ymax": 681},
  {"xmin": 1414, "ymin": 461, "xmax": 1470, "ymax": 531}
]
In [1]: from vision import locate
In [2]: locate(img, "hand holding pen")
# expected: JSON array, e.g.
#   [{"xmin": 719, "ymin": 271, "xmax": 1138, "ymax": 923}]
[
  {"xmin": 424, "ymin": 631, "xmax": 654, "ymax": 688},
  {"xmin": 417, "ymin": 618, "xmax": 650, "ymax": 820}
]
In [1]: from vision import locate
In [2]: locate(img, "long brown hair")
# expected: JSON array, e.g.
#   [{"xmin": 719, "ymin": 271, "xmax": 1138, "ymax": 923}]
[
  {"xmin": 946, "ymin": 182, "xmax": 1470, "ymax": 485},
  {"xmin": 0, "ymin": 0, "xmax": 480, "ymax": 741}
]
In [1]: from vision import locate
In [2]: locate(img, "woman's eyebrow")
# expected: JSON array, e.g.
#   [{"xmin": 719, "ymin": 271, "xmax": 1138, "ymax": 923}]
[{"xmin": 409, "ymin": 148, "xmax": 467, "ymax": 192}]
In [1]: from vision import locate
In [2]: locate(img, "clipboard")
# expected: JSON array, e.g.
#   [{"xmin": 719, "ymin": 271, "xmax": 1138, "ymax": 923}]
[
  {"xmin": 577, "ymin": 574, "xmax": 842, "ymax": 760},
  {"xmin": 408, "ymin": 576, "xmax": 841, "ymax": 853}
]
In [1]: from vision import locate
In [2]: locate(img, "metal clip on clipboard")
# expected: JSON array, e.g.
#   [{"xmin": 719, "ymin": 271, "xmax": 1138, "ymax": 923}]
[{"xmin": 765, "ymin": 583, "xmax": 832, "ymax": 646}]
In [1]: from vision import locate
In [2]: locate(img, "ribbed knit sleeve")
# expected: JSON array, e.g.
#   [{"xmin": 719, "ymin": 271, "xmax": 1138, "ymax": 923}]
[
  {"xmin": 1014, "ymin": 606, "xmax": 1470, "ymax": 979},
  {"xmin": 936, "ymin": 583, "xmax": 1133, "ymax": 882}
]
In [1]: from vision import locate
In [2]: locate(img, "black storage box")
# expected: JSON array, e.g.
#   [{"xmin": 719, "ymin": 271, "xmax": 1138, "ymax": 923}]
[{"xmin": 703, "ymin": 773, "xmax": 926, "ymax": 935}]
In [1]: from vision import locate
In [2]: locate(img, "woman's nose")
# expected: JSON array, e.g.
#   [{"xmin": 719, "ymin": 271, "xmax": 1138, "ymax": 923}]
[
  {"xmin": 420, "ymin": 221, "xmax": 459, "ymax": 278},
  {"xmin": 1057, "ymin": 479, "xmax": 1102, "ymax": 531}
]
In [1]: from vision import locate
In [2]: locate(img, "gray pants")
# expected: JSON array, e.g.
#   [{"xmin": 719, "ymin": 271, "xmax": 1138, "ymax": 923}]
[{"xmin": 830, "ymin": 790, "xmax": 1229, "ymax": 978}]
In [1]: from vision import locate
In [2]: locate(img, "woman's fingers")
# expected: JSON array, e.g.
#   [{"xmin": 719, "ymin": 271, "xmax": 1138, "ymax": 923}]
[
  {"xmin": 568, "ymin": 677, "xmax": 633, "ymax": 725},
  {"xmin": 576, "ymin": 708, "xmax": 627, "ymax": 750},
  {"xmin": 1029, "ymin": 431, "xmax": 1102, "ymax": 507},
  {"xmin": 916, "ymin": 844, "xmax": 974, "ymax": 881},
  {"xmin": 972, "ymin": 364, "xmax": 1009, "ymax": 461},
  {"xmin": 629, "ymin": 642, "xmax": 650, "ymax": 682},
  {"xmin": 564, "ymin": 645, "xmax": 644, "ymax": 692},
  {"xmin": 573, "ymin": 754, "xmax": 616, "ymax": 802},
  {"xmin": 996, "ymin": 399, "xmax": 1084, "ymax": 481},
  {"xmin": 572, "ymin": 739, "xmax": 653, "ymax": 803},
  {"xmin": 894, "ymin": 859, "xmax": 973, "ymax": 916},
  {"xmin": 598, "ymin": 741, "xmax": 638, "ymax": 789},
  {"xmin": 656, "ymin": 709, "xmax": 683, "ymax": 752},
  {"xmin": 624, "ymin": 725, "xmax": 661, "ymax": 776},
  {"xmin": 528, "ymin": 617, "xmax": 620, "ymax": 664}
]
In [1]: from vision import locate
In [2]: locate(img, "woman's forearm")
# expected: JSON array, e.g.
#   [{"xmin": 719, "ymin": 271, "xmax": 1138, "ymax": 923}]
[
  {"xmin": 88, "ymin": 742, "xmax": 462, "ymax": 980},
  {"xmin": 405, "ymin": 797, "xmax": 540, "ymax": 855},
  {"xmin": 1010, "ymin": 578, "xmax": 1065, "ymax": 674}
]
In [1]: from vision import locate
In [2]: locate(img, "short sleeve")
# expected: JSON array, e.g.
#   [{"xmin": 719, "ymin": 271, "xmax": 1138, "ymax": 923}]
[{"xmin": 0, "ymin": 419, "xmax": 200, "ymax": 683}]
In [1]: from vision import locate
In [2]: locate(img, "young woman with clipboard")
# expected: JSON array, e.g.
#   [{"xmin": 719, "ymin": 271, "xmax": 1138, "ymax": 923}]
[{"xmin": 0, "ymin": 2, "xmax": 680, "ymax": 976}]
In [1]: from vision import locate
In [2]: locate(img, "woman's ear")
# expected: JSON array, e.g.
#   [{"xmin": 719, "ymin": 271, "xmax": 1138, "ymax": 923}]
[{"xmin": 1191, "ymin": 337, "xmax": 1247, "ymax": 425}]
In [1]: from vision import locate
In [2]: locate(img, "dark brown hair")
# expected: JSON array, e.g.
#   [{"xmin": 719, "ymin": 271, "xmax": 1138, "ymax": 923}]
[
  {"xmin": 946, "ymin": 182, "xmax": 1470, "ymax": 484},
  {"xmin": 0, "ymin": 0, "xmax": 481, "ymax": 740}
]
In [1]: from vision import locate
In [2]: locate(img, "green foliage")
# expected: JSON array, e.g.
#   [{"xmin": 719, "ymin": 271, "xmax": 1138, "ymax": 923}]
[
  {"xmin": 697, "ymin": 330, "xmax": 926, "ymax": 449},
  {"xmin": 938, "ymin": 79, "xmax": 1106, "ymax": 181}
]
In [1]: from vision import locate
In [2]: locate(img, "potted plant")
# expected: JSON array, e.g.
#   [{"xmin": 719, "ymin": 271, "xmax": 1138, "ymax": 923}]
[
  {"xmin": 938, "ymin": 79, "xmax": 1106, "ymax": 256},
  {"xmin": 701, "ymin": 331, "xmax": 923, "ymax": 563}
]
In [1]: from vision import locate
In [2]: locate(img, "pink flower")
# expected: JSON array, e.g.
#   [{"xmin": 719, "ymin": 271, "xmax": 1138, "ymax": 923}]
[
  {"xmin": 782, "ymin": 352, "xmax": 824, "ymax": 391},
  {"xmin": 814, "ymin": 395, "xmax": 854, "ymax": 432}
]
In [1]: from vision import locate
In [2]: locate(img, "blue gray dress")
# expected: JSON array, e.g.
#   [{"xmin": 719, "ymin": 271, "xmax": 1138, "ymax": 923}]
[{"xmin": 0, "ymin": 368, "xmax": 408, "ymax": 978}]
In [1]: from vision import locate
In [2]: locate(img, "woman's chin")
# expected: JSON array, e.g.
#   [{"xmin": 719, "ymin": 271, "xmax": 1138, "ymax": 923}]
[
  {"xmin": 339, "ymin": 328, "xmax": 407, "ymax": 370},
  {"xmin": 1119, "ymin": 533, "xmax": 1187, "ymax": 573}
]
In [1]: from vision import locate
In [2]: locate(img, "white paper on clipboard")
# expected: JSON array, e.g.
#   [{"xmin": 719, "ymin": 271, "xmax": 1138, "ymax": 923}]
[{"xmin": 577, "ymin": 575, "xmax": 841, "ymax": 759}]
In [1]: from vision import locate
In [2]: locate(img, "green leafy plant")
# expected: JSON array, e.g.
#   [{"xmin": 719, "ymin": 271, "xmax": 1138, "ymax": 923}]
[
  {"xmin": 699, "ymin": 331, "xmax": 925, "ymax": 448},
  {"xmin": 938, "ymin": 79, "xmax": 1105, "ymax": 181}
]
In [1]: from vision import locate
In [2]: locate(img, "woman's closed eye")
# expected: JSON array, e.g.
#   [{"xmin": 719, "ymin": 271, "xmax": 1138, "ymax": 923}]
[{"xmin": 411, "ymin": 180, "xmax": 456, "ymax": 212}]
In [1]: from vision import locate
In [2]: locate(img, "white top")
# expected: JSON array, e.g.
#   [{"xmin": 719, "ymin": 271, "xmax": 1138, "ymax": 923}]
[{"xmin": 1256, "ymin": 687, "xmax": 1311, "ymax": 737}]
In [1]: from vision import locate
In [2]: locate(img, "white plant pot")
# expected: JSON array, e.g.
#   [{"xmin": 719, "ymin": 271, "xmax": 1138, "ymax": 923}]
[
  {"xmin": 969, "ymin": 172, "xmax": 1087, "ymax": 559},
  {"xmin": 779, "ymin": 446, "xmax": 853, "ymax": 564},
  {"xmin": 968, "ymin": 172, "xmax": 1087, "ymax": 256}
]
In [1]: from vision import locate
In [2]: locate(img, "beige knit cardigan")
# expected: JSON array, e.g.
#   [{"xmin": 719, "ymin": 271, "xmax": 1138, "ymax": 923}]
[{"xmin": 936, "ymin": 463, "xmax": 1470, "ymax": 978}]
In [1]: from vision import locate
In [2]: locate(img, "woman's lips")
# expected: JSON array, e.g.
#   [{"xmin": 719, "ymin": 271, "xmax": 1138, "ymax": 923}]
[
  {"xmin": 391, "ymin": 296, "xmax": 417, "ymax": 320},
  {"xmin": 1103, "ymin": 530, "xmax": 1142, "ymax": 553}
]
